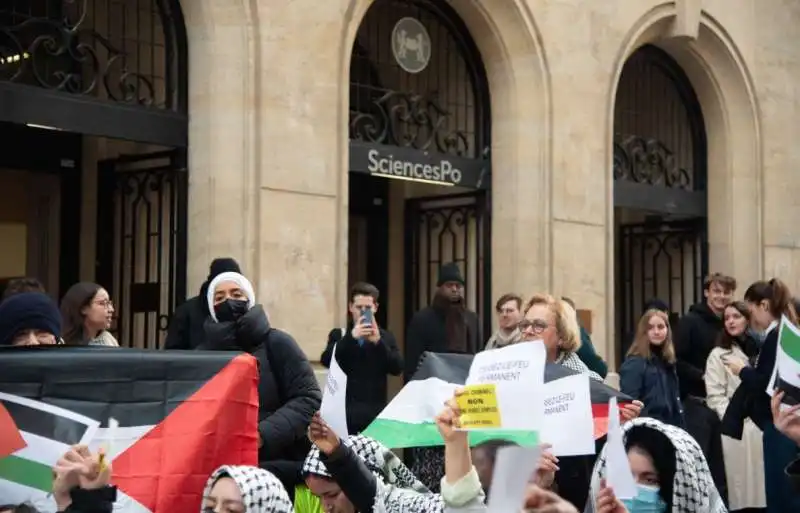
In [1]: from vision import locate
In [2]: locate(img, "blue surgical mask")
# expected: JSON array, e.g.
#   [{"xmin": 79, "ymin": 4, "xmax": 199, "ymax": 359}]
[{"xmin": 621, "ymin": 484, "xmax": 667, "ymax": 513}]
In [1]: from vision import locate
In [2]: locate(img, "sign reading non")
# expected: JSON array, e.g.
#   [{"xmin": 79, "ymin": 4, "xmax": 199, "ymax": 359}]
[
  {"xmin": 392, "ymin": 17, "xmax": 431, "ymax": 74},
  {"xmin": 349, "ymin": 141, "xmax": 489, "ymax": 189},
  {"xmin": 456, "ymin": 383, "xmax": 501, "ymax": 429}
]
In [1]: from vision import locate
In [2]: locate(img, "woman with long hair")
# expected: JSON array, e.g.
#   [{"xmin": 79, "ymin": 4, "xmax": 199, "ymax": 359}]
[
  {"xmin": 619, "ymin": 309, "xmax": 685, "ymax": 427},
  {"xmin": 705, "ymin": 300, "xmax": 765, "ymax": 512},
  {"xmin": 724, "ymin": 278, "xmax": 799, "ymax": 513},
  {"xmin": 60, "ymin": 282, "xmax": 118, "ymax": 346}
]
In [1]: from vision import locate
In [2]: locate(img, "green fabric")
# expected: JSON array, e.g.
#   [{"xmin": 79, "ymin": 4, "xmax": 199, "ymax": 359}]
[
  {"xmin": 576, "ymin": 326, "xmax": 608, "ymax": 378},
  {"xmin": 363, "ymin": 418, "xmax": 539, "ymax": 448},
  {"xmin": 294, "ymin": 485, "xmax": 323, "ymax": 513}
]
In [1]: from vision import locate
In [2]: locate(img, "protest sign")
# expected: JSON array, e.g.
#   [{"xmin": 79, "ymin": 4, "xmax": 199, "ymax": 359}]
[
  {"xmin": 604, "ymin": 397, "xmax": 637, "ymax": 499},
  {"xmin": 487, "ymin": 445, "xmax": 542, "ymax": 513},
  {"xmin": 465, "ymin": 341, "xmax": 546, "ymax": 431},
  {"xmin": 320, "ymin": 344, "xmax": 349, "ymax": 437},
  {"xmin": 768, "ymin": 317, "xmax": 800, "ymax": 406},
  {"xmin": 539, "ymin": 373, "xmax": 595, "ymax": 456},
  {"xmin": 455, "ymin": 384, "xmax": 501, "ymax": 429}
]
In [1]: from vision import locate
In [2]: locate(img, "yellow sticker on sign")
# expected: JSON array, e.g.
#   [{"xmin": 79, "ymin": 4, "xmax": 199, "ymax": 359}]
[{"xmin": 456, "ymin": 383, "xmax": 501, "ymax": 429}]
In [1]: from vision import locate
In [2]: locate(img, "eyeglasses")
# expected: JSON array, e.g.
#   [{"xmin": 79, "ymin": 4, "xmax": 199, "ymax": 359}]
[
  {"xmin": 93, "ymin": 300, "xmax": 114, "ymax": 309},
  {"xmin": 518, "ymin": 319, "xmax": 550, "ymax": 333}
]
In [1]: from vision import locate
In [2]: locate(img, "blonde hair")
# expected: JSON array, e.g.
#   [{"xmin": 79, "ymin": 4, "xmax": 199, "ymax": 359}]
[
  {"xmin": 627, "ymin": 309, "xmax": 676, "ymax": 364},
  {"xmin": 523, "ymin": 293, "xmax": 581, "ymax": 354}
]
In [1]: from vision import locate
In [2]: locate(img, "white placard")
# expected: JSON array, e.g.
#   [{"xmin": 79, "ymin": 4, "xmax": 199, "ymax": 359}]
[
  {"xmin": 320, "ymin": 345, "xmax": 349, "ymax": 438},
  {"xmin": 465, "ymin": 341, "xmax": 546, "ymax": 430},
  {"xmin": 487, "ymin": 445, "xmax": 542, "ymax": 513},
  {"xmin": 604, "ymin": 397, "xmax": 637, "ymax": 499},
  {"xmin": 540, "ymin": 374, "xmax": 595, "ymax": 456}
]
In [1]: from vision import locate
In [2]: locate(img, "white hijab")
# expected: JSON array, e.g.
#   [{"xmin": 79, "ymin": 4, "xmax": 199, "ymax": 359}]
[{"xmin": 206, "ymin": 271, "xmax": 256, "ymax": 322}]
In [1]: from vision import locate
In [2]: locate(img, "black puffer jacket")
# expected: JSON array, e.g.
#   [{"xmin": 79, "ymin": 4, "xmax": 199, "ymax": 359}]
[
  {"xmin": 163, "ymin": 281, "xmax": 212, "ymax": 350},
  {"xmin": 55, "ymin": 486, "xmax": 117, "ymax": 513},
  {"xmin": 200, "ymin": 305, "xmax": 322, "ymax": 489},
  {"xmin": 675, "ymin": 302, "xmax": 723, "ymax": 398}
]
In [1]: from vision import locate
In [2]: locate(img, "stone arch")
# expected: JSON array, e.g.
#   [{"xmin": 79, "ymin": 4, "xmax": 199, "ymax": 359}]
[
  {"xmin": 337, "ymin": 0, "xmax": 552, "ymax": 321},
  {"xmin": 605, "ymin": 2, "xmax": 761, "ymax": 363}
]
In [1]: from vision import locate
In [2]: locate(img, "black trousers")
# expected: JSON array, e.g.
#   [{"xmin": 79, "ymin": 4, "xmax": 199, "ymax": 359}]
[{"xmin": 683, "ymin": 397, "xmax": 729, "ymax": 505}]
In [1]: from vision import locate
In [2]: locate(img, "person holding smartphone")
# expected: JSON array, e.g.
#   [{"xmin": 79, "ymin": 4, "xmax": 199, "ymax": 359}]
[{"xmin": 321, "ymin": 282, "xmax": 403, "ymax": 434}]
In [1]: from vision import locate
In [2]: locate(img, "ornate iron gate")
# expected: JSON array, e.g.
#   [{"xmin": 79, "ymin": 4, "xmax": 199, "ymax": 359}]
[
  {"xmin": 616, "ymin": 218, "xmax": 707, "ymax": 355},
  {"xmin": 95, "ymin": 150, "xmax": 187, "ymax": 348},
  {"xmin": 613, "ymin": 45, "xmax": 708, "ymax": 358},
  {"xmin": 405, "ymin": 191, "xmax": 491, "ymax": 336}
]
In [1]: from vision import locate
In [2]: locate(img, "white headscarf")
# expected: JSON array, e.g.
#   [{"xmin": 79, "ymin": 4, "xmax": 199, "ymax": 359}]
[
  {"xmin": 202, "ymin": 465, "xmax": 292, "ymax": 513},
  {"xmin": 206, "ymin": 271, "xmax": 256, "ymax": 322}
]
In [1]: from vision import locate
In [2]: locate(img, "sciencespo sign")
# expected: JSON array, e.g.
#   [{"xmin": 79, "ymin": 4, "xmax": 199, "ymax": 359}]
[{"xmin": 349, "ymin": 142, "xmax": 488, "ymax": 189}]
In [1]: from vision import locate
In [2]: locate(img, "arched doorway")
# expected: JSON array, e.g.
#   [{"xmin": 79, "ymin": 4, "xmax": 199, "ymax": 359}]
[
  {"xmin": 348, "ymin": 0, "xmax": 492, "ymax": 333},
  {"xmin": 0, "ymin": 0, "xmax": 188, "ymax": 348},
  {"xmin": 613, "ymin": 45, "xmax": 708, "ymax": 359}
]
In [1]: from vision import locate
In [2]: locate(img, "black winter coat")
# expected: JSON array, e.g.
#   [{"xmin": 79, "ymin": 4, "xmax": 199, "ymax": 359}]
[
  {"xmin": 56, "ymin": 486, "xmax": 116, "ymax": 513},
  {"xmin": 320, "ymin": 442, "xmax": 379, "ymax": 512},
  {"xmin": 675, "ymin": 303, "xmax": 723, "ymax": 398},
  {"xmin": 320, "ymin": 326, "xmax": 403, "ymax": 434},
  {"xmin": 164, "ymin": 281, "xmax": 212, "ymax": 350},
  {"xmin": 200, "ymin": 305, "xmax": 322, "ymax": 490},
  {"xmin": 404, "ymin": 306, "xmax": 481, "ymax": 382},
  {"xmin": 620, "ymin": 355, "xmax": 685, "ymax": 428}
]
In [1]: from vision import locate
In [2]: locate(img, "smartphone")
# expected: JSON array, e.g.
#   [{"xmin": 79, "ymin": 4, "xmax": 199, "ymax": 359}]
[{"xmin": 361, "ymin": 307, "xmax": 374, "ymax": 326}]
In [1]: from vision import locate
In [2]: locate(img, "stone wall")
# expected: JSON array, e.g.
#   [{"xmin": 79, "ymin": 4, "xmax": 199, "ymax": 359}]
[{"xmin": 179, "ymin": 0, "xmax": 800, "ymax": 369}]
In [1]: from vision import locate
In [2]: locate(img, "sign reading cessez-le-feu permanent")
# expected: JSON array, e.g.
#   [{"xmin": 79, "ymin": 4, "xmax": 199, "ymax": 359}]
[{"xmin": 349, "ymin": 142, "xmax": 489, "ymax": 189}]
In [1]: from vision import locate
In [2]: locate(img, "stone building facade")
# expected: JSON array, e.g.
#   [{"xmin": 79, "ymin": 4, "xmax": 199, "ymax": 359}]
[{"xmin": 0, "ymin": 0, "xmax": 798, "ymax": 376}]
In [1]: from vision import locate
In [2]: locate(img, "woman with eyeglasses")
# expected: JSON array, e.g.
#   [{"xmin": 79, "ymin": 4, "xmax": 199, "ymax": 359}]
[
  {"xmin": 0, "ymin": 292, "xmax": 63, "ymax": 347},
  {"xmin": 519, "ymin": 293, "xmax": 604, "ymax": 381},
  {"xmin": 60, "ymin": 282, "xmax": 119, "ymax": 346}
]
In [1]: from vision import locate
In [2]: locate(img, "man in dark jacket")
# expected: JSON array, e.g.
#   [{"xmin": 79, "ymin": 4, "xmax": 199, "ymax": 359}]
[
  {"xmin": 404, "ymin": 262, "xmax": 481, "ymax": 382},
  {"xmin": 674, "ymin": 272, "xmax": 736, "ymax": 506},
  {"xmin": 320, "ymin": 282, "xmax": 403, "ymax": 434},
  {"xmin": 163, "ymin": 257, "xmax": 240, "ymax": 350}
]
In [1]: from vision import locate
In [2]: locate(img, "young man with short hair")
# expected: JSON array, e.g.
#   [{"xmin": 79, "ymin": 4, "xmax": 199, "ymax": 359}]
[
  {"xmin": 320, "ymin": 282, "xmax": 403, "ymax": 434},
  {"xmin": 485, "ymin": 293, "xmax": 523, "ymax": 350}
]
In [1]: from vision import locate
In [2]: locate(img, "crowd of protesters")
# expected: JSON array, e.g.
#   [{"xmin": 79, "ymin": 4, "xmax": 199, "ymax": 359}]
[{"xmin": 2, "ymin": 260, "xmax": 800, "ymax": 512}]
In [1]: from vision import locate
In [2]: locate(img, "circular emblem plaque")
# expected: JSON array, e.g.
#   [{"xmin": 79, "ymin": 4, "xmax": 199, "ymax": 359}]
[{"xmin": 391, "ymin": 17, "xmax": 431, "ymax": 74}]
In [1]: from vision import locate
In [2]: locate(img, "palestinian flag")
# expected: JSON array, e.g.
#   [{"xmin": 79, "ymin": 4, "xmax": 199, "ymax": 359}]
[
  {"xmin": 362, "ymin": 351, "xmax": 631, "ymax": 448},
  {"xmin": 0, "ymin": 347, "xmax": 260, "ymax": 513},
  {"xmin": 773, "ymin": 316, "xmax": 800, "ymax": 405}
]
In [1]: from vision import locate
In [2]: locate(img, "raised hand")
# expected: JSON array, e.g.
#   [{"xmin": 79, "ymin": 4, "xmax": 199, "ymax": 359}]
[
  {"xmin": 435, "ymin": 388, "xmax": 467, "ymax": 444},
  {"xmin": 595, "ymin": 479, "xmax": 629, "ymax": 513},
  {"xmin": 52, "ymin": 445, "xmax": 111, "ymax": 510},
  {"xmin": 772, "ymin": 391, "xmax": 800, "ymax": 446},
  {"xmin": 308, "ymin": 411, "xmax": 341, "ymax": 455}
]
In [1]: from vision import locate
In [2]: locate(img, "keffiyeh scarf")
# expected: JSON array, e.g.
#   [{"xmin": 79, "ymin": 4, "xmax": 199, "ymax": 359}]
[
  {"xmin": 556, "ymin": 350, "xmax": 603, "ymax": 382},
  {"xmin": 302, "ymin": 434, "xmax": 444, "ymax": 513},
  {"xmin": 588, "ymin": 417, "xmax": 727, "ymax": 513},
  {"xmin": 202, "ymin": 465, "xmax": 293, "ymax": 513}
]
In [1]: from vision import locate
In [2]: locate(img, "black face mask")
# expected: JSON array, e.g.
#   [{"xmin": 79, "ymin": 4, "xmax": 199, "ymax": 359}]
[{"xmin": 214, "ymin": 299, "xmax": 250, "ymax": 323}]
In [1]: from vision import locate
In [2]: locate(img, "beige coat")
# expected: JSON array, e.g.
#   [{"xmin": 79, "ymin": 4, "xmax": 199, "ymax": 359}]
[{"xmin": 705, "ymin": 345, "xmax": 766, "ymax": 509}]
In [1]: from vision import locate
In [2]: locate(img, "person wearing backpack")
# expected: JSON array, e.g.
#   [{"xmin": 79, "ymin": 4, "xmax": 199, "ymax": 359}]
[
  {"xmin": 320, "ymin": 282, "xmax": 403, "ymax": 434},
  {"xmin": 199, "ymin": 271, "xmax": 322, "ymax": 493}
]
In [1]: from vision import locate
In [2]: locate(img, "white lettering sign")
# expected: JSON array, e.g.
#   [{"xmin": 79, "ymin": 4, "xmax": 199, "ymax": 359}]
[
  {"xmin": 367, "ymin": 149, "xmax": 463, "ymax": 185},
  {"xmin": 465, "ymin": 341, "xmax": 546, "ymax": 431},
  {"xmin": 320, "ymin": 345, "xmax": 349, "ymax": 438}
]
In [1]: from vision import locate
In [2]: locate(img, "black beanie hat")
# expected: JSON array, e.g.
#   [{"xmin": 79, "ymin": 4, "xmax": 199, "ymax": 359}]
[
  {"xmin": 643, "ymin": 297, "xmax": 670, "ymax": 313},
  {"xmin": 208, "ymin": 258, "xmax": 241, "ymax": 282},
  {"xmin": 437, "ymin": 262, "xmax": 465, "ymax": 287},
  {"xmin": 0, "ymin": 292, "xmax": 61, "ymax": 346}
]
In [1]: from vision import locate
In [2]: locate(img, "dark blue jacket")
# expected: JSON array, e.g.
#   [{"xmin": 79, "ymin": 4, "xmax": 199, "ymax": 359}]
[{"xmin": 620, "ymin": 354, "xmax": 685, "ymax": 428}]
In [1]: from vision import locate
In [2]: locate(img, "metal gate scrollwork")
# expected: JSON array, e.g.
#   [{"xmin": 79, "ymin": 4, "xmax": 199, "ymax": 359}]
[
  {"xmin": 405, "ymin": 192, "xmax": 491, "ymax": 337},
  {"xmin": 96, "ymin": 150, "xmax": 187, "ymax": 349}
]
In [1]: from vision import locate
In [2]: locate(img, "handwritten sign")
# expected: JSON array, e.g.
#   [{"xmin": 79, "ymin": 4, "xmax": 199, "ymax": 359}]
[
  {"xmin": 320, "ymin": 345, "xmax": 349, "ymax": 437},
  {"xmin": 456, "ymin": 384, "xmax": 501, "ymax": 429}
]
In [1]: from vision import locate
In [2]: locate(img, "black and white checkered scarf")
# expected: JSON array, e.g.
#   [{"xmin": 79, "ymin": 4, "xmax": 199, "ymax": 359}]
[
  {"xmin": 556, "ymin": 350, "xmax": 603, "ymax": 382},
  {"xmin": 302, "ymin": 434, "xmax": 445, "ymax": 513},
  {"xmin": 588, "ymin": 417, "xmax": 727, "ymax": 513},
  {"xmin": 202, "ymin": 465, "xmax": 293, "ymax": 513}
]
